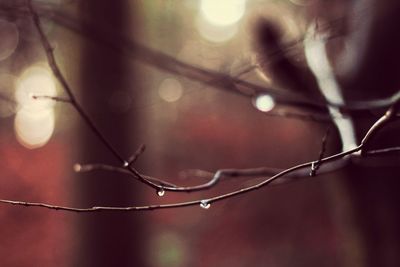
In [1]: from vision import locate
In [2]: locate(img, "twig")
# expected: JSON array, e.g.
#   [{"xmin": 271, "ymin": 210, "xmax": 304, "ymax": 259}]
[
  {"xmin": 365, "ymin": 147, "xmax": 400, "ymax": 156},
  {"xmin": 360, "ymin": 102, "xmax": 400, "ymax": 155},
  {"xmin": 310, "ymin": 127, "xmax": 330, "ymax": 176},
  {"xmin": 73, "ymin": 163, "xmax": 177, "ymax": 188},
  {"xmin": 0, "ymin": 144, "xmax": 361, "ymax": 212},
  {"xmin": 32, "ymin": 95, "xmax": 72, "ymax": 103},
  {"xmin": 27, "ymin": 0, "xmax": 161, "ymax": 191},
  {"xmin": 125, "ymin": 144, "xmax": 146, "ymax": 167}
]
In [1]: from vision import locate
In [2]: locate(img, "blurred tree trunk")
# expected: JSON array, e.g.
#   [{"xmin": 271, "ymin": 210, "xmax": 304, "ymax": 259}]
[
  {"xmin": 337, "ymin": 1, "xmax": 400, "ymax": 266},
  {"xmin": 72, "ymin": 1, "xmax": 146, "ymax": 266}
]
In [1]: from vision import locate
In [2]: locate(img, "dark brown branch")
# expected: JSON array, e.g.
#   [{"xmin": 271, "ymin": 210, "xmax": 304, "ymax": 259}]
[
  {"xmin": 27, "ymin": 0, "xmax": 162, "ymax": 191},
  {"xmin": 0, "ymin": 145, "xmax": 361, "ymax": 212},
  {"xmin": 360, "ymin": 102, "xmax": 400, "ymax": 154},
  {"xmin": 310, "ymin": 127, "xmax": 330, "ymax": 176},
  {"xmin": 74, "ymin": 163, "xmax": 177, "ymax": 188},
  {"xmin": 32, "ymin": 95, "xmax": 72, "ymax": 103},
  {"xmin": 125, "ymin": 144, "xmax": 146, "ymax": 167},
  {"xmin": 365, "ymin": 147, "xmax": 400, "ymax": 156},
  {"xmin": 0, "ymin": 98, "xmax": 397, "ymax": 212}
]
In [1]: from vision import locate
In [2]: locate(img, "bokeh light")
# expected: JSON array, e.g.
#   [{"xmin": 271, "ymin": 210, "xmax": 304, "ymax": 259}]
[
  {"xmin": 148, "ymin": 231, "xmax": 186, "ymax": 267},
  {"xmin": 15, "ymin": 65, "xmax": 57, "ymax": 111},
  {"xmin": 158, "ymin": 78, "xmax": 183, "ymax": 103},
  {"xmin": 253, "ymin": 94, "xmax": 275, "ymax": 112},
  {"xmin": 196, "ymin": 17, "xmax": 238, "ymax": 43},
  {"xmin": 200, "ymin": 0, "xmax": 246, "ymax": 26},
  {"xmin": 14, "ymin": 65, "xmax": 57, "ymax": 148},
  {"xmin": 14, "ymin": 109, "xmax": 55, "ymax": 149}
]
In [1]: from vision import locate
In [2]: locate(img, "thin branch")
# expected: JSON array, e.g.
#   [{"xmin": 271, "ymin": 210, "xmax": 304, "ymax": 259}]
[
  {"xmin": 0, "ymin": 145, "xmax": 361, "ymax": 212},
  {"xmin": 74, "ymin": 163, "xmax": 178, "ymax": 188},
  {"xmin": 310, "ymin": 127, "xmax": 330, "ymax": 176},
  {"xmin": 360, "ymin": 102, "xmax": 400, "ymax": 154},
  {"xmin": 262, "ymin": 109, "xmax": 335, "ymax": 123},
  {"xmin": 182, "ymin": 151, "xmax": 350, "ymax": 186},
  {"xmin": 125, "ymin": 144, "xmax": 146, "ymax": 167},
  {"xmin": 27, "ymin": 0, "xmax": 161, "ymax": 191},
  {"xmin": 32, "ymin": 94, "xmax": 72, "ymax": 103},
  {"xmin": 365, "ymin": 147, "xmax": 400, "ymax": 156}
]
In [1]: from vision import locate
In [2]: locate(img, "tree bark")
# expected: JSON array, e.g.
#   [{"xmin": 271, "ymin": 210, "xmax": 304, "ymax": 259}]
[{"xmin": 72, "ymin": 2, "xmax": 146, "ymax": 266}]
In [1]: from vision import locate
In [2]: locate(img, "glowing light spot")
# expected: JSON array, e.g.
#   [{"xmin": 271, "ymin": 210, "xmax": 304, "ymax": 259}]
[
  {"xmin": 253, "ymin": 94, "xmax": 275, "ymax": 112},
  {"xmin": 73, "ymin": 163, "xmax": 82, "ymax": 172},
  {"xmin": 15, "ymin": 66, "xmax": 57, "ymax": 112},
  {"xmin": 200, "ymin": 0, "xmax": 246, "ymax": 26},
  {"xmin": 14, "ymin": 65, "xmax": 57, "ymax": 149},
  {"xmin": 0, "ymin": 19, "xmax": 19, "ymax": 61},
  {"xmin": 196, "ymin": 17, "xmax": 238, "ymax": 43},
  {"xmin": 158, "ymin": 78, "xmax": 183, "ymax": 102},
  {"xmin": 149, "ymin": 232, "xmax": 186, "ymax": 267},
  {"xmin": 14, "ymin": 109, "xmax": 55, "ymax": 149}
]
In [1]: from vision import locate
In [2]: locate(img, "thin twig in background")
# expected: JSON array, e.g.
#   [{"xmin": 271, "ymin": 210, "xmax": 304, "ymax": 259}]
[{"xmin": 2, "ymin": 3, "xmax": 398, "ymax": 111}]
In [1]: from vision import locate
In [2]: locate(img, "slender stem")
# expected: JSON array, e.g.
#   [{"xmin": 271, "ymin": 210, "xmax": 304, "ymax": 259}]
[{"xmin": 27, "ymin": 0, "xmax": 160, "ymax": 190}]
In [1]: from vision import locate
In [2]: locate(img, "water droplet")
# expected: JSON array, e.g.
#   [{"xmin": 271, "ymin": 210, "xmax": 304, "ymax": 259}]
[
  {"xmin": 200, "ymin": 200, "xmax": 210, "ymax": 209},
  {"xmin": 309, "ymin": 162, "xmax": 316, "ymax": 177},
  {"xmin": 73, "ymin": 163, "xmax": 81, "ymax": 172},
  {"xmin": 157, "ymin": 188, "xmax": 165, "ymax": 197},
  {"xmin": 123, "ymin": 161, "xmax": 129, "ymax": 167}
]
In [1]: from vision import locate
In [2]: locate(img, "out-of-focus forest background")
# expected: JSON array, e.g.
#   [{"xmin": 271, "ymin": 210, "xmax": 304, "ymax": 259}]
[{"xmin": 0, "ymin": 0, "xmax": 399, "ymax": 266}]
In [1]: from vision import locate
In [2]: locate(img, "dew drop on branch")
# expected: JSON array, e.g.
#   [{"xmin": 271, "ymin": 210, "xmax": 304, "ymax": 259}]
[
  {"xmin": 123, "ymin": 161, "xmax": 129, "ymax": 167},
  {"xmin": 200, "ymin": 200, "xmax": 211, "ymax": 209},
  {"xmin": 157, "ymin": 188, "xmax": 165, "ymax": 197}
]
